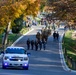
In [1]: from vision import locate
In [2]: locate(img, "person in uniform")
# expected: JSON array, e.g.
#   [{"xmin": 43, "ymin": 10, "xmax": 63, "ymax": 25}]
[
  {"xmin": 38, "ymin": 40, "xmax": 42, "ymax": 50},
  {"xmin": 26, "ymin": 38, "xmax": 30, "ymax": 50},
  {"xmin": 35, "ymin": 39, "xmax": 38, "ymax": 51}
]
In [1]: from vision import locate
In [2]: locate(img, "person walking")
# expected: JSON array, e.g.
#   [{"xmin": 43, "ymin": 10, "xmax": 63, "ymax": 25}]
[
  {"xmin": 42, "ymin": 39, "xmax": 46, "ymax": 50},
  {"xmin": 31, "ymin": 40, "xmax": 34, "ymax": 50},
  {"xmin": 38, "ymin": 40, "xmax": 42, "ymax": 50},
  {"xmin": 35, "ymin": 40, "xmax": 38, "ymax": 51},
  {"xmin": 26, "ymin": 38, "xmax": 30, "ymax": 50},
  {"xmin": 56, "ymin": 31, "xmax": 59, "ymax": 40},
  {"xmin": 53, "ymin": 31, "xmax": 56, "ymax": 40}
]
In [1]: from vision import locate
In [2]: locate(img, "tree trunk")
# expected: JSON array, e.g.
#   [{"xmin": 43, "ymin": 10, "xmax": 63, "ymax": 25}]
[{"xmin": 2, "ymin": 22, "xmax": 11, "ymax": 50}]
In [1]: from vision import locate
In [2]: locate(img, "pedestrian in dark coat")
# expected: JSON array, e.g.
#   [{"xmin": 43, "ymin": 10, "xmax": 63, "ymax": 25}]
[
  {"xmin": 38, "ymin": 40, "xmax": 42, "ymax": 50},
  {"xmin": 42, "ymin": 39, "xmax": 46, "ymax": 50},
  {"xmin": 35, "ymin": 40, "xmax": 38, "ymax": 51},
  {"xmin": 31, "ymin": 40, "xmax": 34, "ymax": 50},
  {"xmin": 53, "ymin": 31, "xmax": 56, "ymax": 40},
  {"xmin": 26, "ymin": 38, "xmax": 30, "ymax": 50},
  {"xmin": 56, "ymin": 31, "xmax": 59, "ymax": 40}
]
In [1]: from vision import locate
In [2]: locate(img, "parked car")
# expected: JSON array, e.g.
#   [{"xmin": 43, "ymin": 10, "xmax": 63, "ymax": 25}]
[{"xmin": 2, "ymin": 46, "xmax": 30, "ymax": 70}]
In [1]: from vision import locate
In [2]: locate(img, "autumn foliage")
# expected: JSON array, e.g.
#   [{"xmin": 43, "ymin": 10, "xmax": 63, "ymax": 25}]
[
  {"xmin": 0, "ymin": 0, "xmax": 40, "ymax": 27},
  {"xmin": 44, "ymin": 0, "xmax": 76, "ymax": 24}
]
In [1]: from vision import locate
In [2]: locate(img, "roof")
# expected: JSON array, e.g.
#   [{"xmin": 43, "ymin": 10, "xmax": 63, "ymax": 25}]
[{"xmin": 6, "ymin": 46, "xmax": 25, "ymax": 50}]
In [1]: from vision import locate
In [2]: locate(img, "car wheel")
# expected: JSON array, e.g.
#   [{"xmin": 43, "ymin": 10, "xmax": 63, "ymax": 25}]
[
  {"xmin": 23, "ymin": 67, "xmax": 28, "ymax": 70},
  {"xmin": 26, "ymin": 67, "xmax": 28, "ymax": 70}
]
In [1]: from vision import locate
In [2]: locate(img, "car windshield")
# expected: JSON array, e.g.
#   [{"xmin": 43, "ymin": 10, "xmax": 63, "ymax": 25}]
[{"xmin": 5, "ymin": 48, "xmax": 26, "ymax": 54}]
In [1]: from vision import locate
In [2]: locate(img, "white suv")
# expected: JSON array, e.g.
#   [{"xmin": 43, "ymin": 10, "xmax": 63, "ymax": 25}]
[{"xmin": 2, "ymin": 46, "xmax": 30, "ymax": 70}]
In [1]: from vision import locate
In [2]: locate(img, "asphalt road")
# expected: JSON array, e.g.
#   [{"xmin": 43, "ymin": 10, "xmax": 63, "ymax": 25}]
[{"xmin": 0, "ymin": 25, "xmax": 76, "ymax": 75}]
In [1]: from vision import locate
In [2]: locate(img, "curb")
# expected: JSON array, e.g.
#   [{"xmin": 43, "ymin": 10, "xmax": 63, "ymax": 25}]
[
  {"xmin": 0, "ymin": 28, "xmax": 34, "ymax": 59},
  {"xmin": 59, "ymin": 32, "xmax": 76, "ymax": 73},
  {"xmin": 11, "ymin": 28, "xmax": 34, "ymax": 47},
  {"xmin": 59, "ymin": 32, "xmax": 70, "ymax": 71}
]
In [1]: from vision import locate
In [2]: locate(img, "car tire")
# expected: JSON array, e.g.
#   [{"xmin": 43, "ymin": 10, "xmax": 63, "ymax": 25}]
[
  {"xmin": 23, "ymin": 67, "xmax": 28, "ymax": 70},
  {"xmin": 26, "ymin": 67, "xmax": 28, "ymax": 70}
]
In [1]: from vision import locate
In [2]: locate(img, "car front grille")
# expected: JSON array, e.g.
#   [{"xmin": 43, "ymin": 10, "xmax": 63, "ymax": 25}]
[
  {"xmin": 9, "ymin": 57, "xmax": 23, "ymax": 61},
  {"xmin": 10, "ymin": 59, "xmax": 18, "ymax": 61}
]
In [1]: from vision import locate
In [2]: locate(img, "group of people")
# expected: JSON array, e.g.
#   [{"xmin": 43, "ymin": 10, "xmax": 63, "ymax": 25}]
[
  {"xmin": 53, "ymin": 31, "xmax": 59, "ymax": 41},
  {"xmin": 26, "ymin": 38, "xmax": 46, "ymax": 51},
  {"xmin": 26, "ymin": 31, "xmax": 59, "ymax": 51}
]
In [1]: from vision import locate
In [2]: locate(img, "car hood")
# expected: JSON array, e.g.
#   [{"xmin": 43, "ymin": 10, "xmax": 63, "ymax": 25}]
[{"xmin": 4, "ymin": 54, "xmax": 28, "ymax": 58}]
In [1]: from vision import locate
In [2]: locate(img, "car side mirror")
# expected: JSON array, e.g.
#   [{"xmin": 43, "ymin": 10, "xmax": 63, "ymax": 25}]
[{"xmin": 27, "ymin": 53, "xmax": 31, "ymax": 57}]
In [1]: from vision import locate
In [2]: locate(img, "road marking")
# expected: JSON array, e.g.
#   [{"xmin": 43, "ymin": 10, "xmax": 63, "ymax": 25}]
[
  {"xmin": 59, "ymin": 33, "xmax": 76, "ymax": 73},
  {"xmin": 11, "ymin": 28, "xmax": 34, "ymax": 46},
  {"xmin": 59, "ymin": 32, "xmax": 69, "ymax": 71}
]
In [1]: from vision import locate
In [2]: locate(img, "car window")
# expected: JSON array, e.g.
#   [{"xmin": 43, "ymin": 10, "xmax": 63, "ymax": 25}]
[{"xmin": 5, "ymin": 48, "xmax": 26, "ymax": 54}]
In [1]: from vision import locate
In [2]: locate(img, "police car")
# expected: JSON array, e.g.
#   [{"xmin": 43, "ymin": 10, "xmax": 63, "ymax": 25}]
[{"xmin": 2, "ymin": 46, "xmax": 30, "ymax": 70}]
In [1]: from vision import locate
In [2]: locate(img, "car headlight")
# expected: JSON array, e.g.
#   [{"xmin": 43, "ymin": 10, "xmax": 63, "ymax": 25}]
[
  {"xmin": 4, "ymin": 56, "xmax": 9, "ymax": 60},
  {"xmin": 24, "ymin": 57, "xmax": 28, "ymax": 61}
]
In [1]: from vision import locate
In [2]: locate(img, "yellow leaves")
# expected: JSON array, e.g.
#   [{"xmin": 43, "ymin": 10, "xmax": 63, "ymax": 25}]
[
  {"xmin": 11, "ymin": 5, "xmax": 16, "ymax": 11},
  {"xmin": 1, "ymin": 18, "xmax": 5, "ymax": 23},
  {"xmin": 0, "ymin": 17, "xmax": 3, "ymax": 21},
  {"xmin": 35, "ymin": 7, "xmax": 39, "ymax": 11},
  {"xmin": 0, "ymin": 0, "xmax": 40, "ymax": 27},
  {"xmin": 19, "ymin": 4, "xmax": 27, "ymax": 14},
  {"xmin": 26, "ymin": 10, "xmax": 32, "ymax": 15},
  {"xmin": 1, "ymin": 6, "xmax": 8, "ymax": 14},
  {"xmin": 25, "ymin": 0, "xmax": 40, "ymax": 16},
  {"xmin": 28, "ymin": 0, "xmax": 36, "ymax": 3},
  {"xmin": 14, "ymin": 13, "xmax": 20, "ymax": 18},
  {"xmin": 17, "ymin": 9, "xmax": 22, "ymax": 14},
  {"xmin": 23, "ymin": 16, "xmax": 27, "ymax": 21},
  {"xmin": 0, "ymin": 17, "xmax": 8, "ymax": 26},
  {"xmin": 9, "ymin": 3, "xmax": 22, "ymax": 19},
  {"xmin": 19, "ymin": 4, "xmax": 25, "ymax": 10}
]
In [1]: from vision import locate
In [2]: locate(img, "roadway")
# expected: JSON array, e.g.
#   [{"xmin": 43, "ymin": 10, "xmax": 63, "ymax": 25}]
[{"xmin": 0, "ymin": 25, "xmax": 76, "ymax": 75}]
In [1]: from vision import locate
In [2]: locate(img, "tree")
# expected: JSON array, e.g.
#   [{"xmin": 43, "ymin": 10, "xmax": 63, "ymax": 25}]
[
  {"xmin": 12, "ymin": 15, "xmax": 24, "ymax": 33},
  {"xmin": 46, "ymin": 0, "xmax": 76, "ymax": 22},
  {"xmin": 0, "ymin": 0, "xmax": 40, "ymax": 27},
  {"xmin": 39, "ymin": 0, "xmax": 46, "ymax": 12},
  {"xmin": 0, "ymin": 0, "xmax": 40, "ymax": 50}
]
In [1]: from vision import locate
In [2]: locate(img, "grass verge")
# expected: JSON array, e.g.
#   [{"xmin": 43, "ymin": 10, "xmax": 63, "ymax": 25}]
[
  {"xmin": 0, "ymin": 27, "xmax": 29, "ymax": 48},
  {"xmin": 62, "ymin": 30, "xmax": 76, "ymax": 69}
]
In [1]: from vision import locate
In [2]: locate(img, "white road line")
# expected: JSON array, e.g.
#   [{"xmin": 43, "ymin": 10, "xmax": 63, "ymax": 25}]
[
  {"xmin": 11, "ymin": 28, "xmax": 34, "ymax": 46},
  {"xmin": 59, "ymin": 32, "xmax": 76, "ymax": 73}
]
